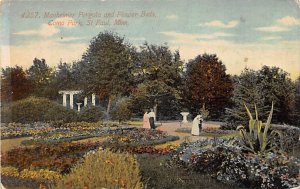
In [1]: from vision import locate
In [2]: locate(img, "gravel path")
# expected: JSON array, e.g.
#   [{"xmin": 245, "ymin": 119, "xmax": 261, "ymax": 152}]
[{"xmin": 156, "ymin": 121, "xmax": 221, "ymax": 145}]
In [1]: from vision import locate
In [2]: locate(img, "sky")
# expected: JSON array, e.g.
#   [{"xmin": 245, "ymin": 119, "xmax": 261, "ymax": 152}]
[{"xmin": 1, "ymin": 0, "xmax": 300, "ymax": 79}]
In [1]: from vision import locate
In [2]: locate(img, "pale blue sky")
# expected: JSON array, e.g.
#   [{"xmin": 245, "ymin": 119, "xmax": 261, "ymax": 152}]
[{"xmin": 1, "ymin": 0, "xmax": 300, "ymax": 79}]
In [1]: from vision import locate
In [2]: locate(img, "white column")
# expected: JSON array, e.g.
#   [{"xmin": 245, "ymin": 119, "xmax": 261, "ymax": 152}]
[
  {"xmin": 84, "ymin": 97, "xmax": 88, "ymax": 107},
  {"xmin": 92, "ymin": 94, "xmax": 95, "ymax": 106},
  {"xmin": 76, "ymin": 103, "xmax": 82, "ymax": 112},
  {"xmin": 62, "ymin": 93, "xmax": 67, "ymax": 107},
  {"xmin": 70, "ymin": 93, "xmax": 74, "ymax": 109}
]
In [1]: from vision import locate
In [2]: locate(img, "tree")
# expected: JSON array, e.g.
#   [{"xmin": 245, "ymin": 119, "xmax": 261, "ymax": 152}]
[
  {"xmin": 293, "ymin": 77, "xmax": 300, "ymax": 126},
  {"xmin": 131, "ymin": 43, "xmax": 183, "ymax": 119},
  {"xmin": 225, "ymin": 66, "xmax": 296, "ymax": 128},
  {"xmin": 1, "ymin": 66, "xmax": 33, "ymax": 102},
  {"xmin": 258, "ymin": 66, "xmax": 295, "ymax": 124},
  {"xmin": 47, "ymin": 62, "xmax": 79, "ymax": 100},
  {"xmin": 225, "ymin": 68, "xmax": 267, "ymax": 126},
  {"xmin": 183, "ymin": 54, "xmax": 233, "ymax": 119},
  {"xmin": 80, "ymin": 31, "xmax": 136, "ymax": 114},
  {"xmin": 27, "ymin": 58, "xmax": 53, "ymax": 97}
]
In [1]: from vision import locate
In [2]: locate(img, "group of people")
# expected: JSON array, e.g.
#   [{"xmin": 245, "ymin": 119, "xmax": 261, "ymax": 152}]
[
  {"xmin": 142, "ymin": 109, "xmax": 156, "ymax": 129},
  {"xmin": 143, "ymin": 109, "xmax": 204, "ymax": 136}
]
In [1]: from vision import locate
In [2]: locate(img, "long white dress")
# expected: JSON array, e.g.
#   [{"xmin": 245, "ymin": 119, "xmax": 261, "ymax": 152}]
[{"xmin": 191, "ymin": 115, "xmax": 202, "ymax": 135}]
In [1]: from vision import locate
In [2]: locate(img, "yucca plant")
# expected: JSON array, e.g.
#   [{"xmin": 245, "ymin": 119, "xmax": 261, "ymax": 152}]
[{"xmin": 237, "ymin": 102, "xmax": 283, "ymax": 155}]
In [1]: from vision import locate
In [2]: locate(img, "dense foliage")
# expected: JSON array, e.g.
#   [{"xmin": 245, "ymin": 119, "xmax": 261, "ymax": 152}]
[
  {"xmin": 79, "ymin": 31, "xmax": 136, "ymax": 114},
  {"xmin": 27, "ymin": 58, "xmax": 53, "ymax": 98},
  {"xmin": 1, "ymin": 66, "xmax": 33, "ymax": 101},
  {"xmin": 183, "ymin": 54, "xmax": 233, "ymax": 119},
  {"xmin": 131, "ymin": 43, "xmax": 183, "ymax": 120},
  {"xmin": 225, "ymin": 66, "xmax": 297, "ymax": 128},
  {"xmin": 1, "ymin": 97, "xmax": 77, "ymax": 123},
  {"xmin": 78, "ymin": 105, "xmax": 105, "ymax": 122}
]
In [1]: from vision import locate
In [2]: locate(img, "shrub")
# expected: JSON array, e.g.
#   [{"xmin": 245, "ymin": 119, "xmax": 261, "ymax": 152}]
[
  {"xmin": 270, "ymin": 124, "xmax": 300, "ymax": 152},
  {"xmin": 220, "ymin": 121, "xmax": 237, "ymax": 130},
  {"xmin": 56, "ymin": 149, "xmax": 143, "ymax": 189},
  {"xmin": 78, "ymin": 105, "xmax": 105, "ymax": 122},
  {"xmin": 110, "ymin": 97, "xmax": 132, "ymax": 123},
  {"xmin": 1, "ymin": 96, "xmax": 77, "ymax": 123}
]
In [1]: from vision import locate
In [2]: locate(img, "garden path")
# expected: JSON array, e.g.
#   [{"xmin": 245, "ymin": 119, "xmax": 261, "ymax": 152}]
[{"xmin": 157, "ymin": 121, "xmax": 221, "ymax": 145}]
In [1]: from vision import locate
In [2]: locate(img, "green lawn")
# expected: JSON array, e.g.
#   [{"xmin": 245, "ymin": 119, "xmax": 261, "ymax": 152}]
[{"xmin": 1, "ymin": 137, "xmax": 32, "ymax": 153}]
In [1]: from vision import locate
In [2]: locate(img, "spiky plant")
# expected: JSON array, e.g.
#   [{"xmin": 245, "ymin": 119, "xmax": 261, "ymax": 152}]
[{"xmin": 237, "ymin": 102, "xmax": 283, "ymax": 155}]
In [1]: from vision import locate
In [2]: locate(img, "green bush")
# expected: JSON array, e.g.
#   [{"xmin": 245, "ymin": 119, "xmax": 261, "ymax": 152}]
[
  {"xmin": 78, "ymin": 105, "xmax": 105, "ymax": 122},
  {"xmin": 1, "ymin": 97, "xmax": 77, "ymax": 123},
  {"xmin": 56, "ymin": 148, "xmax": 143, "ymax": 189},
  {"xmin": 110, "ymin": 97, "xmax": 132, "ymax": 123},
  {"xmin": 270, "ymin": 124, "xmax": 300, "ymax": 152}
]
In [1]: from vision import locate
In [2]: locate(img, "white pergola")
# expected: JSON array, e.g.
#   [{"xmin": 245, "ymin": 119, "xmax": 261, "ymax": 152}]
[{"xmin": 58, "ymin": 90, "xmax": 95, "ymax": 110}]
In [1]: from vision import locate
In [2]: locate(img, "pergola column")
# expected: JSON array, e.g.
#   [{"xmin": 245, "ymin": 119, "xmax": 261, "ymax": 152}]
[
  {"xmin": 92, "ymin": 94, "xmax": 95, "ymax": 106},
  {"xmin": 62, "ymin": 93, "xmax": 67, "ymax": 107},
  {"xmin": 84, "ymin": 97, "xmax": 88, "ymax": 107},
  {"xmin": 70, "ymin": 93, "xmax": 74, "ymax": 109}
]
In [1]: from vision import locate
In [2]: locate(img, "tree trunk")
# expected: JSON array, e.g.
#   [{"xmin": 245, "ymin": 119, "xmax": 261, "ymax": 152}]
[
  {"xmin": 107, "ymin": 96, "xmax": 112, "ymax": 115},
  {"xmin": 153, "ymin": 99, "xmax": 158, "ymax": 121}
]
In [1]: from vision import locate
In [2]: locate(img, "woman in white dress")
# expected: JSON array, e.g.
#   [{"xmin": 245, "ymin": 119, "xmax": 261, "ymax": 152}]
[{"xmin": 191, "ymin": 115, "xmax": 202, "ymax": 136}]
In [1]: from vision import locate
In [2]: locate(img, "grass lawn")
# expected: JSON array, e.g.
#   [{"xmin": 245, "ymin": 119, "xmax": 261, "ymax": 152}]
[
  {"xmin": 198, "ymin": 132, "xmax": 239, "ymax": 138},
  {"xmin": 1, "ymin": 137, "xmax": 32, "ymax": 153},
  {"xmin": 175, "ymin": 127, "xmax": 239, "ymax": 138}
]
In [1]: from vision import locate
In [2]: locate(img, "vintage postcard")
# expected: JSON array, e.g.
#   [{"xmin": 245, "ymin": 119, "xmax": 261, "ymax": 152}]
[{"xmin": 1, "ymin": 0, "xmax": 300, "ymax": 188}]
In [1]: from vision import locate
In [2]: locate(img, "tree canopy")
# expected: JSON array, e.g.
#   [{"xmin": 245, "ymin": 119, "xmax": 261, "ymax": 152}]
[
  {"xmin": 27, "ymin": 58, "xmax": 53, "ymax": 97},
  {"xmin": 80, "ymin": 31, "xmax": 136, "ymax": 113},
  {"xmin": 183, "ymin": 54, "xmax": 233, "ymax": 119},
  {"xmin": 1, "ymin": 66, "xmax": 33, "ymax": 102},
  {"xmin": 131, "ymin": 43, "xmax": 183, "ymax": 119}
]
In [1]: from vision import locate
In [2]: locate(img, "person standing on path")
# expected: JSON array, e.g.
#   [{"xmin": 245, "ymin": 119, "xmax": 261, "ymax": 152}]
[
  {"xmin": 191, "ymin": 115, "xmax": 203, "ymax": 135},
  {"xmin": 148, "ymin": 109, "xmax": 156, "ymax": 129},
  {"xmin": 142, "ymin": 110, "xmax": 151, "ymax": 129}
]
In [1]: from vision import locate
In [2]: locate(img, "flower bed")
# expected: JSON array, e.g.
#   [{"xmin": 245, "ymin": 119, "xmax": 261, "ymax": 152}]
[
  {"xmin": 1, "ymin": 142, "xmax": 103, "ymax": 174},
  {"xmin": 105, "ymin": 128, "xmax": 179, "ymax": 146},
  {"xmin": 1, "ymin": 125, "xmax": 180, "ymax": 188},
  {"xmin": 21, "ymin": 128, "xmax": 139, "ymax": 145},
  {"xmin": 1, "ymin": 166, "xmax": 61, "ymax": 182},
  {"xmin": 171, "ymin": 138, "xmax": 300, "ymax": 189},
  {"xmin": 0, "ymin": 122, "xmax": 55, "ymax": 139},
  {"xmin": 0, "ymin": 122, "xmax": 105, "ymax": 140},
  {"xmin": 2, "ymin": 128, "xmax": 178, "ymax": 175}
]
